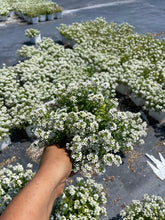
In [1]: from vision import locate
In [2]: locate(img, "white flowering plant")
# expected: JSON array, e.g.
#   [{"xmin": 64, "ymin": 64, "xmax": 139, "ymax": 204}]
[
  {"xmin": 0, "ymin": 101, "xmax": 11, "ymax": 142},
  {"xmin": 0, "ymin": 34, "xmax": 147, "ymax": 177},
  {"xmin": 58, "ymin": 18, "xmax": 165, "ymax": 112},
  {"xmin": 0, "ymin": 8, "xmax": 9, "ymax": 17},
  {"xmin": 0, "ymin": 163, "xmax": 35, "ymax": 214},
  {"xmin": 45, "ymin": 2, "xmax": 56, "ymax": 15},
  {"xmin": 14, "ymin": 39, "xmax": 147, "ymax": 177},
  {"xmin": 0, "ymin": 66, "xmax": 19, "ymax": 140},
  {"xmin": 52, "ymin": 177, "xmax": 107, "ymax": 220},
  {"xmin": 17, "ymin": 45, "xmax": 41, "ymax": 58},
  {"xmin": 54, "ymin": 5, "xmax": 63, "ymax": 13},
  {"xmin": 0, "ymin": 1, "xmax": 11, "ymax": 16},
  {"xmin": 120, "ymin": 194, "xmax": 165, "ymax": 220},
  {"xmin": 31, "ymin": 76, "xmax": 146, "ymax": 176},
  {"xmin": 25, "ymin": 28, "xmax": 40, "ymax": 38}
]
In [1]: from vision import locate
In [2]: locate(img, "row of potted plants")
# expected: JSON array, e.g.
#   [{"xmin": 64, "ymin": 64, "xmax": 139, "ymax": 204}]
[
  {"xmin": 0, "ymin": 0, "xmax": 13, "ymax": 21},
  {"xmin": 0, "ymin": 0, "xmax": 63, "ymax": 23},
  {"xmin": 15, "ymin": 1, "xmax": 63, "ymax": 24}
]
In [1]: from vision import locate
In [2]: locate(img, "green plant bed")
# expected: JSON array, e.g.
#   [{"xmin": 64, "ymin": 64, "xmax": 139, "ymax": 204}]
[
  {"xmin": 57, "ymin": 18, "xmax": 165, "ymax": 113},
  {"xmin": 3, "ymin": 18, "xmax": 165, "ymax": 179},
  {"xmin": 1, "ymin": 33, "xmax": 148, "ymax": 178}
]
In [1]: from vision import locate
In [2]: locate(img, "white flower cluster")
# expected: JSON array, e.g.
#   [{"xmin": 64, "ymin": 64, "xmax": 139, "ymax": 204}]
[
  {"xmin": 0, "ymin": 0, "xmax": 11, "ymax": 16},
  {"xmin": 30, "ymin": 77, "xmax": 146, "ymax": 176},
  {"xmin": 17, "ymin": 45, "xmax": 41, "ymax": 58},
  {"xmin": 1, "ymin": 19, "xmax": 163, "ymax": 219},
  {"xmin": 0, "ymin": 66, "xmax": 19, "ymax": 140},
  {"xmin": 58, "ymin": 18, "xmax": 165, "ymax": 112},
  {"xmin": 0, "ymin": 101, "xmax": 11, "ymax": 142},
  {"xmin": 52, "ymin": 177, "xmax": 107, "ymax": 220},
  {"xmin": 25, "ymin": 28, "xmax": 40, "ymax": 38},
  {"xmin": 0, "ymin": 34, "xmax": 147, "ymax": 176},
  {"xmin": 0, "ymin": 163, "xmax": 35, "ymax": 214},
  {"xmin": 120, "ymin": 194, "xmax": 165, "ymax": 220}
]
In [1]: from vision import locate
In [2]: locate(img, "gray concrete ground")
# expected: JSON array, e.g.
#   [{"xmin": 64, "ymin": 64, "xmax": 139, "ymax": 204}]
[{"xmin": 0, "ymin": 0, "xmax": 165, "ymax": 219}]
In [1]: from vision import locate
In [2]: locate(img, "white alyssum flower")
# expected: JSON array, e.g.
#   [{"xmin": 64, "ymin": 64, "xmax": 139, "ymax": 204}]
[
  {"xmin": 120, "ymin": 194, "xmax": 165, "ymax": 220},
  {"xmin": 58, "ymin": 18, "xmax": 165, "ymax": 112},
  {"xmin": 0, "ymin": 163, "xmax": 35, "ymax": 214},
  {"xmin": 0, "ymin": 101, "xmax": 12, "ymax": 142},
  {"xmin": 0, "ymin": 19, "xmax": 149, "ymax": 178},
  {"xmin": 53, "ymin": 177, "xmax": 107, "ymax": 220}
]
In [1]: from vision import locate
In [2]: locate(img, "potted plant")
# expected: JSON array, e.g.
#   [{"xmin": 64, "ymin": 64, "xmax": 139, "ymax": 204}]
[
  {"xmin": 54, "ymin": 5, "xmax": 63, "ymax": 19},
  {"xmin": 149, "ymin": 110, "xmax": 165, "ymax": 122},
  {"xmin": 38, "ymin": 4, "xmax": 47, "ymax": 22},
  {"xmin": 14, "ymin": 6, "xmax": 22, "ymax": 18},
  {"xmin": 25, "ymin": 28, "xmax": 41, "ymax": 44},
  {"xmin": 0, "ymin": 8, "xmax": 9, "ymax": 21},
  {"xmin": 9, "ymin": 9, "xmax": 15, "ymax": 17},
  {"xmin": 21, "ymin": 6, "xmax": 30, "ymax": 22},
  {"xmin": 6, "ymin": 3, "xmax": 14, "ymax": 17},
  {"xmin": 0, "ymin": 136, "xmax": 11, "ymax": 151},
  {"xmin": 130, "ymin": 93, "xmax": 145, "ymax": 106},
  {"xmin": 116, "ymin": 83, "xmax": 131, "ymax": 95},
  {"xmin": 26, "ymin": 8, "xmax": 39, "ymax": 24},
  {"xmin": 46, "ymin": 3, "xmax": 55, "ymax": 21}
]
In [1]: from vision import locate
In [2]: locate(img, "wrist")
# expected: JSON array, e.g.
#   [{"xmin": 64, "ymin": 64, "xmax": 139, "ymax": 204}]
[
  {"xmin": 36, "ymin": 165, "xmax": 66, "ymax": 202},
  {"xmin": 39, "ymin": 145, "xmax": 72, "ymax": 182},
  {"xmin": 37, "ymin": 164, "xmax": 62, "ymax": 187}
]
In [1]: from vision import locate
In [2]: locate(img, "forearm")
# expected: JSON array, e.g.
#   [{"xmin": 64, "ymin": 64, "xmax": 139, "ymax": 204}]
[
  {"xmin": 0, "ymin": 166, "xmax": 61, "ymax": 220},
  {"xmin": 0, "ymin": 145, "xmax": 72, "ymax": 220}
]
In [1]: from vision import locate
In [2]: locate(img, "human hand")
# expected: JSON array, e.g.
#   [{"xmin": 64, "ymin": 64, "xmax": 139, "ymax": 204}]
[{"xmin": 39, "ymin": 145, "xmax": 72, "ymax": 198}]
